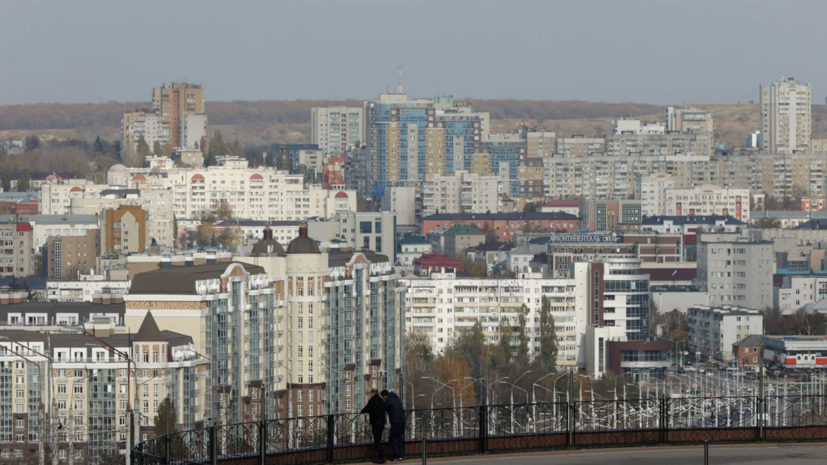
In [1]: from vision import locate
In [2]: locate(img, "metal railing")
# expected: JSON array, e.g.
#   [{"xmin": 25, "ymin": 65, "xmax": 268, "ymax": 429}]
[{"xmin": 133, "ymin": 395, "xmax": 827, "ymax": 465}]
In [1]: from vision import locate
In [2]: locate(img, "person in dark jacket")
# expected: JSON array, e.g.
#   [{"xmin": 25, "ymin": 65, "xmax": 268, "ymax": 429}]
[
  {"xmin": 382, "ymin": 390, "xmax": 405, "ymax": 461},
  {"xmin": 361, "ymin": 388, "xmax": 386, "ymax": 463}
]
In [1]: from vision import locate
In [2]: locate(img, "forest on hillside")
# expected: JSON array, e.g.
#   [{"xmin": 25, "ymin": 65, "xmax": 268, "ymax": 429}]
[{"xmin": 0, "ymin": 99, "xmax": 661, "ymax": 131}]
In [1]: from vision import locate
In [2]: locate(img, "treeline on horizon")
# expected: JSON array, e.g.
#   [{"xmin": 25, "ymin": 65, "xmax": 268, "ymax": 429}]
[{"xmin": 0, "ymin": 99, "xmax": 664, "ymax": 132}]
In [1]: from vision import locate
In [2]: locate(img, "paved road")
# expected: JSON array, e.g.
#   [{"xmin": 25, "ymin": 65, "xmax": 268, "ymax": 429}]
[{"xmin": 427, "ymin": 443, "xmax": 827, "ymax": 465}]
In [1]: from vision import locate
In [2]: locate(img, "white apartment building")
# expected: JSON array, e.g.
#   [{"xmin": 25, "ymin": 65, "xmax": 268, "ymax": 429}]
[
  {"xmin": 46, "ymin": 274, "xmax": 130, "ymax": 302},
  {"xmin": 697, "ymin": 233, "xmax": 773, "ymax": 310},
  {"xmin": 605, "ymin": 132, "xmax": 713, "ymax": 157},
  {"xmin": 663, "ymin": 184, "xmax": 751, "ymax": 222},
  {"xmin": 610, "ymin": 119, "xmax": 665, "ymax": 135},
  {"xmin": 421, "ymin": 170, "xmax": 505, "ymax": 218},
  {"xmin": 106, "ymin": 159, "xmax": 357, "ymax": 222},
  {"xmin": 180, "ymin": 112, "xmax": 207, "ymax": 150},
  {"xmin": 557, "ymin": 137, "xmax": 606, "ymax": 157},
  {"xmin": 1, "ymin": 214, "xmax": 100, "ymax": 249},
  {"xmin": 40, "ymin": 179, "xmax": 108, "ymax": 215},
  {"xmin": 687, "ymin": 305, "xmax": 763, "ymax": 361},
  {"xmin": 760, "ymin": 77, "xmax": 812, "ymax": 153},
  {"xmin": 403, "ymin": 257, "xmax": 651, "ymax": 369},
  {"xmin": 381, "ymin": 186, "xmax": 417, "ymax": 226},
  {"xmin": 776, "ymin": 275, "xmax": 827, "ymax": 314},
  {"xmin": 403, "ymin": 271, "xmax": 585, "ymax": 367},
  {"xmin": 639, "ymin": 172, "xmax": 677, "ymax": 217},
  {"xmin": 311, "ymin": 106, "xmax": 365, "ymax": 158}
]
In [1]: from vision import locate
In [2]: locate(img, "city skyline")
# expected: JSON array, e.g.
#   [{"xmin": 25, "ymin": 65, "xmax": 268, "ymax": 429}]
[{"xmin": 2, "ymin": 1, "xmax": 827, "ymax": 105}]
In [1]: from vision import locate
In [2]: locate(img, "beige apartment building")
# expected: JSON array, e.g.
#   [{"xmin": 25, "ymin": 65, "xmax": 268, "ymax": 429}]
[
  {"xmin": 0, "ymin": 223, "xmax": 33, "ymax": 277},
  {"xmin": 46, "ymin": 229, "xmax": 101, "ymax": 280},
  {"xmin": 121, "ymin": 110, "xmax": 170, "ymax": 159},
  {"xmin": 421, "ymin": 170, "xmax": 505, "ymax": 217},
  {"xmin": 310, "ymin": 106, "xmax": 365, "ymax": 158},
  {"xmin": 557, "ymin": 136, "xmax": 606, "ymax": 157},
  {"xmin": 665, "ymin": 106, "xmax": 714, "ymax": 133},
  {"xmin": 101, "ymin": 205, "xmax": 147, "ymax": 255},
  {"xmin": 760, "ymin": 77, "xmax": 812, "ymax": 153}
]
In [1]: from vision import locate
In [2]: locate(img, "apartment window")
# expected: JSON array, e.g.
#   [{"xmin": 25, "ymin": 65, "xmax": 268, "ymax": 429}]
[
  {"xmin": 154, "ymin": 385, "xmax": 159, "ymax": 397},
  {"xmin": 74, "ymin": 385, "xmax": 83, "ymax": 394},
  {"xmin": 376, "ymin": 237, "xmax": 382, "ymax": 253},
  {"xmin": 363, "ymin": 236, "xmax": 370, "ymax": 250},
  {"xmin": 58, "ymin": 384, "xmax": 66, "ymax": 394},
  {"xmin": 375, "ymin": 221, "xmax": 382, "ymax": 234},
  {"xmin": 143, "ymin": 385, "xmax": 149, "ymax": 397}
]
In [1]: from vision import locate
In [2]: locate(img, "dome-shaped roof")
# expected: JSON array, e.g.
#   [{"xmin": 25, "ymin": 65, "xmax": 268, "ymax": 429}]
[
  {"xmin": 287, "ymin": 223, "xmax": 320, "ymax": 254},
  {"xmin": 69, "ymin": 186, "xmax": 83, "ymax": 193},
  {"xmin": 335, "ymin": 191, "xmax": 349, "ymax": 199},
  {"xmin": 45, "ymin": 173, "xmax": 61, "ymax": 181},
  {"xmin": 191, "ymin": 174, "xmax": 205, "ymax": 180},
  {"xmin": 108, "ymin": 164, "xmax": 127, "ymax": 172},
  {"xmin": 251, "ymin": 226, "xmax": 285, "ymax": 256},
  {"xmin": 133, "ymin": 174, "xmax": 146, "ymax": 181},
  {"xmin": 250, "ymin": 173, "xmax": 263, "ymax": 180}
]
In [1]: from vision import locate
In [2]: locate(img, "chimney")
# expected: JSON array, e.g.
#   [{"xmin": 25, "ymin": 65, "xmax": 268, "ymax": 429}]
[
  {"xmin": 161, "ymin": 256, "xmax": 172, "ymax": 269},
  {"xmin": 206, "ymin": 253, "xmax": 217, "ymax": 265}
]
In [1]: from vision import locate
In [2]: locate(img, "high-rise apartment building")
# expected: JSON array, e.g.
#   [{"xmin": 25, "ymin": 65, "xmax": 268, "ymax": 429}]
[
  {"xmin": 366, "ymin": 94, "xmax": 487, "ymax": 186},
  {"xmin": 311, "ymin": 107, "xmax": 365, "ymax": 158},
  {"xmin": 760, "ymin": 77, "xmax": 812, "ymax": 153},
  {"xmin": 152, "ymin": 83, "xmax": 205, "ymax": 149},
  {"xmin": 696, "ymin": 233, "xmax": 773, "ymax": 310}
]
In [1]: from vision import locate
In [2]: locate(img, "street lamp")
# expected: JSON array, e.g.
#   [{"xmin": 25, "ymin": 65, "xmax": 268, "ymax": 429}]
[{"xmin": 422, "ymin": 377, "xmax": 456, "ymax": 438}]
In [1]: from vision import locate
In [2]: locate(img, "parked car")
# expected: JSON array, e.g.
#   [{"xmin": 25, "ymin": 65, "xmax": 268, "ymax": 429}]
[
  {"xmin": 677, "ymin": 366, "xmax": 686, "ymax": 374},
  {"xmin": 745, "ymin": 372, "xmax": 758, "ymax": 380}
]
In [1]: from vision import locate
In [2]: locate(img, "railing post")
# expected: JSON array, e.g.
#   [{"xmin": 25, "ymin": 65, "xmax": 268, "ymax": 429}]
[
  {"xmin": 209, "ymin": 426, "xmax": 217, "ymax": 465},
  {"xmin": 326, "ymin": 414, "xmax": 335, "ymax": 463},
  {"xmin": 259, "ymin": 419, "xmax": 267, "ymax": 465},
  {"xmin": 568, "ymin": 370, "xmax": 575, "ymax": 447},
  {"xmin": 478, "ymin": 404, "xmax": 486, "ymax": 454},
  {"xmin": 758, "ymin": 367, "xmax": 765, "ymax": 441}
]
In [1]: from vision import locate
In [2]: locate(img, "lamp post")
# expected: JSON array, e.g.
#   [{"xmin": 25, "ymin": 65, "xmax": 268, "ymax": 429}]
[
  {"xmin": 552, "ymin": 372, "xmax": 570, "ymax": 424},
  {"xmin": 502, "ymin": 371, "xmax": 531, "ymax": 435},
  {"xmin": 458, "ymin": 378, "xmax": 479, "ymax": 436},
  {"xmin": 531, "ymin": 372, "xmax": 555, "ymax": 432},
  {"xmin": 480, "ymin": 376, "xmax": 508, "ymax": 435},
  {"xmin": 422, "ymin": 377, "xmax": 456, "ymax": 438}
]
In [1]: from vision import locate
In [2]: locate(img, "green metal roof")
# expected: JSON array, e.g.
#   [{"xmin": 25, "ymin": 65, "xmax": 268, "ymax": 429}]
[
  {"xmin": 448, "ymin": 225, "xmax": 483, "ymax": 235},
  {"xmin": 399, "ymin": 235, "xmax": 430, "ymax": 245}
]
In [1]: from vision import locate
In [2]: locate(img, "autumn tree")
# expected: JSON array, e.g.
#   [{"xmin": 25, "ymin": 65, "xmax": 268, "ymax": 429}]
[
  {"xmin": 137, "ymin": 135, "xmax": 150, "ymax": 157},
  {"xmin": 215, "ymin": 199, "xmax": 234, "ymax": 220},
  {"xmin": 461, "ymin": 256, "xmax": 488, "ymax": 278},
  {"xmin": 516, "ymin": 304, "xmax": 531, "ymax": 366},
  {"xmin": 153, "ymin": 141, "xmax": 162, "ymax": 156},
  {"xmin": 17, "ymin": 169, "xmax": 30, "ymax": 192},
  {"xmin": 538, "ymin": 296, "xmax": 558, "ymax": 372},
  {"xmin": 498, "ymin": 316, "xmax": 513, "ymax": 363},
  {"xmin": 231, "ymin": 138, "xmax": 243, "ymax": 156},
  {"xmin": 452, "ymin": 321, "xmax": 486, "ymax": 379},
  {"xmin": 523, "ymin": 202, "xmax": 538, "ymax": 213}
]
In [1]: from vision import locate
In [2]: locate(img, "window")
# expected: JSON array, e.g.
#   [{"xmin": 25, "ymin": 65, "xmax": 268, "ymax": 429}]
[
  {"xmin": 375, "ymin": 221, "xmax": 382, "ymax": 234},
  {"xmin": 363, "ymin": 236, "xmax": 370, "ymax": 250},
  {"xmin": 154, "ymin": 385, "xmax": 159, "ymax": 397},
  {"xmin": 74, "ymin": 385, "xmax": 83, "ymax": 394},
  {"xmin": 376, "ymin": 237, "xmax": 382, "ymax": 253},
  {"xmin": 359, "ymin": 222, "xmax": 372, "ymax": 234}
]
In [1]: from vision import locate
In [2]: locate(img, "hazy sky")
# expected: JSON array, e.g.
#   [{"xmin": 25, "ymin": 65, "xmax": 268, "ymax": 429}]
[{"xmin": 2, "ymin": 0, "xmax": 825, "ymax": 105}]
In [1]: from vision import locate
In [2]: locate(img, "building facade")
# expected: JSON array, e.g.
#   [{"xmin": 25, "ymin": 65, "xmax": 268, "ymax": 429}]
[
  {"xmin": 45, "ymin": 229, "xmax": 101, "ymax": 280},
  {"xmin": 311, "ymin": 107, "xmax": 365, "ymax": 158},
  {"xmin": 687, "ymin": 305, "xmax": 763, "ymax": 361},
  {"xmin": 696, "ymin": 233, "xmax": 773, "ymax": 309},
  {"xmin": 760, "ymin": 77, "xmax": 812, "ymax": 154},
  {"xmin": 152, "ymin": 83, "xmax": 205, "ymax": 149}
]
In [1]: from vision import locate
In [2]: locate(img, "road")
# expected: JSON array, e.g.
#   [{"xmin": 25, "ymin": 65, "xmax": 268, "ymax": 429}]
[{"xmin": 427, "ymin": 443, "xmax": 827, "ymax": 465}]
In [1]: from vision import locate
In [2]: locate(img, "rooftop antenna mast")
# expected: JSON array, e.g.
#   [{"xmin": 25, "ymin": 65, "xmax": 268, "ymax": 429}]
[{"xmin": 398, "ymin": 62, "xmax": 404, "ymax": 94}]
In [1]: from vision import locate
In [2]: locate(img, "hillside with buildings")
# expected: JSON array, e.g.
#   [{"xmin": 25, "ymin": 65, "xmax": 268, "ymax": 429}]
[{"xmin": 5, "ymin": 99, "xmax": 827, "ymax": 149}]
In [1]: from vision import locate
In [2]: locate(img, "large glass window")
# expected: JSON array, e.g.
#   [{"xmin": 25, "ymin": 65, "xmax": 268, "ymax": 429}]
[{"xmin": 360, "ymin": 222, "xmax": 372, "ymax": 234}]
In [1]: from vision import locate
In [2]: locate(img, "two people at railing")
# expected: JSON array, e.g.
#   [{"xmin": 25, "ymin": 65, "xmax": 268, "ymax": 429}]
[{"xmin": 361, "ymin": 388, "xmax": 406, "ymax": 463}]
